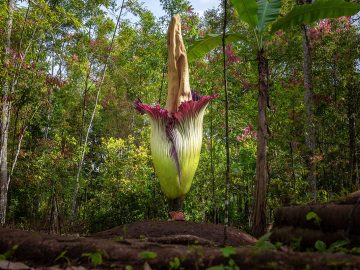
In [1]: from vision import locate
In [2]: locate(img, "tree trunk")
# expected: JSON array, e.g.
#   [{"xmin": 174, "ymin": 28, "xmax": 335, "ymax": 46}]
[
  {"xmin": 300, "ymin": 0, "xmax": 316, "ymax": 202},
  {"xmin": 49, "ymin": 192, "xmax": 60, "ymax": 234},
  {"xmin": 252, "ymin": 49, "xmax": 269, "ymax": 237},
  {"xmin": 210, "ymin": 103, "xmax": 216, "ymax": 224},
  {"xmin": 348, "ymin": 81, "xmax": 359, "ymax": 189},
  {"xmin": 0, "ymin": 0, "xmax": 15, "ymax": 226},
  {"xmin": 222, "ymin": 0, "xmax": 230, "ymax": 244}
]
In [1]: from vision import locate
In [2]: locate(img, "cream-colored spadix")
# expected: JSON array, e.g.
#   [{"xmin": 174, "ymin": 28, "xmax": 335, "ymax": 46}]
[{"xmin": 166, "ymin": 14, "xmax": 192, "ymax": 113}]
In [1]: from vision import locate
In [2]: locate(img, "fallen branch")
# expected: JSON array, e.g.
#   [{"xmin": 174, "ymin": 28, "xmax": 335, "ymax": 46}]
[{"xmin": 274, "ymin": 204, "xmax": 360, "ymax": 233}]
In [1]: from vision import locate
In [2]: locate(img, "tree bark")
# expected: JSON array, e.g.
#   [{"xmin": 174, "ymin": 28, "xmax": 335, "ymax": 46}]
[
  {"xmin": 348, "ymin": 81, "xmax": 359, "ymax": 189},
  {"xmin": 222, "ymin": 0, "xmax": 230, "ymax": 244},
  {"xmin": 210, "ymin": 103, "xmax": 216, "ymax": 224},
  {"xmin": 300, "ymin": 0, "xmax": 317, "ymax": 202},
  {"xmin": 252, "ymin": 49, "xmax": 269, "ymax": 237},
  {"xmin": 0, "ymin": 0, "xmax": 15, "ymax": 226}
]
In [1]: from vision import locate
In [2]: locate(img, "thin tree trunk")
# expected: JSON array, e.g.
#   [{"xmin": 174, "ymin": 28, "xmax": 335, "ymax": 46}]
[
  {"xmin": 210, "ymin": 103, "xmax": 216, "ymax": 224},
  {"xmin": 79, "ymin": 62, "xmax": 92, "ymax": 144},
  {"xmin": 9, "ymin": 107, "xmax": 38, "ymax": 180},
  {"xmin": 252, "ymin": 49, "xmax": 269, "ymax": 237},
  {"xmin": 0, "ymin": 0, "xmax": 15, "ymax": 226},
  {"xmin": 348, "ymin": 81, "xmax": 359, "ymax": 189},
  {"xmin": 302, "ymin": 23, "xmax": 317, "ymax": 202},
  {"xmin": 290, "ymin": 141, "xmax": 296, "ymax": 189},
  {"xmin": 245, "ymin": 183, "xmax": 249, "ymax": 227},
  {"xmin": 298, "ymin": 0, "xmax": 316, "ymax": 202},
  {"xmin": 49, "ymin": 191, "xmax": 60, "ymax": 234},
  {"xmin": 222, "ymin": 0, "xmax": 230, "ymax": 245},
  {"xmin": 45, "ymin": 45, "xmax": 56, "ymax": 140},
  {"xmin": 290, "ymin": 100, "xmax": 297, "ymax": 190}
]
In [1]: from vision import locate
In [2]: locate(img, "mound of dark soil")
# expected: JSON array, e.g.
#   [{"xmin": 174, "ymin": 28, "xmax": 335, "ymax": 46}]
[{"xmin": 91, "ymin": 220, "xmax": 256, "ymax": 246}]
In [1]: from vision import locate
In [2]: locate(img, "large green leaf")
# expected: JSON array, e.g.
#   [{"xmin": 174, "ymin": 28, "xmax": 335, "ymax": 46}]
[
  {"xmin": 231, "ymin": 0, "xmax": 258, "ymax": 28},
  {"xmin": 187, "ymin": 33, "xmax": 245, "ymax": 62},
  {"xmin": 271, "ymin": 0, "xmax": 360, "ymax": 32},
  {"xmin": 256, "ymin": 0, "xmax": 282, "ymax": 33}
]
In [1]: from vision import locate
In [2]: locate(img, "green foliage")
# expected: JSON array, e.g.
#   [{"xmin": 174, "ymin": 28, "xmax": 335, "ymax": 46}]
[
  {"xmin": 207, "ymin": 246, "xmax": 239, "ymax": 270},
  {"xmin": 290, "ymin": 237, "xmax": 303, "ymax": 252},
  {"xmin": 256, "ymin": 0, "xmax": 281, "ymax": 33},
  {"xmin": 221, "ymin": 246, "xmax": 236, "ymax": 258},
  {"xmin": 138, "ymin": 251, "xmax": 158, "ymax": 260},
  {"xmin": 82, "ymin": 251, "xmax": 103, "ymax": 267},
  {"xmin": 169, "ymin": 256, "xmax": 181, "ymax": 269},
  {"xmin": 160, "ymin": 0, "xmax": 191, "ymax": 17},
  {"xmin": 306, "ymin": 211, "xmax": 321, "ymax": 226},
  {"xmin": 54, "ymin": 251, "xmax": 71, "ymax": 265},
  {"xmin": 314, "ymin": 240, "xmax": 327, "ymax": 252},
  {"xmin": 207, "ymin": 259, "xmax": 240, "ymax": 270},
  {"xmin": 231, "ymin": 0, "xmax": 258, "ymax": 28},
  {"xmin": 0, "ymin": 245, "xmax": 18, "ymax": 261},
  {"xmin": 207, "ymin": 266, "xmax": 226, "ymax": 270},
  {"xmin": 188, "ymin": 33, "xmax": 245, "ymax": 62},
  {"xmin": 327, "ymin": 240, "xmax": 350, "ymax": 253},
  {"xmin": 351, "ymin": 247, "xmax": 360, "ymax": 254},
  {"xmin": 315, "ymin": 240, "xmax": 350, "ymax": 253},
  {"xmin": 271, "ymin": 0, "xmax": 360, "ymax": 32},
  {"xmin": 253, "ymin": 232, "xmax": 276, "ymax": 251}
]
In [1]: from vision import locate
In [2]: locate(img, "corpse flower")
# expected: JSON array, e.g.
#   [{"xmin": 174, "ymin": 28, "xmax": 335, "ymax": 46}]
[{"xmin": 135, "ymin": 15, "xmax": 216, "ymax": 209}]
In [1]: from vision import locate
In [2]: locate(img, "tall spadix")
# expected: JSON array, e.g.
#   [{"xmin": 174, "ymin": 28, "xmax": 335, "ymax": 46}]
[
  {"xmin": 135, "ymin": 15, "xmax": 217, "ymax": 202},
  {"xmin": 166, "ymin": 15, "xmax": 192, "ymax": 112}
]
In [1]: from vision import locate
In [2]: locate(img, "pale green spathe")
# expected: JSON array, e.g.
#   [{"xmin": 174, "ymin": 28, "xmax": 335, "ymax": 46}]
[{"xmin": 149, "ymin": 109, "xmax": 207, "ymax": 199}]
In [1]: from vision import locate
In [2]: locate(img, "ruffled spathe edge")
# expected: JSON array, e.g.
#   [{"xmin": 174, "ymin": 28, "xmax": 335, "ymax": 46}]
[{"xmin": 134, "ymin": 92, "xmax": 218, "ymax": 122}]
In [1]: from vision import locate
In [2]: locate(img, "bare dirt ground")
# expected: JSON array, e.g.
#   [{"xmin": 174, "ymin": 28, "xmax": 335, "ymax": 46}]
[{"xmin": 1, "ymin": 220, "xmax": 360, "ymax": 269}]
